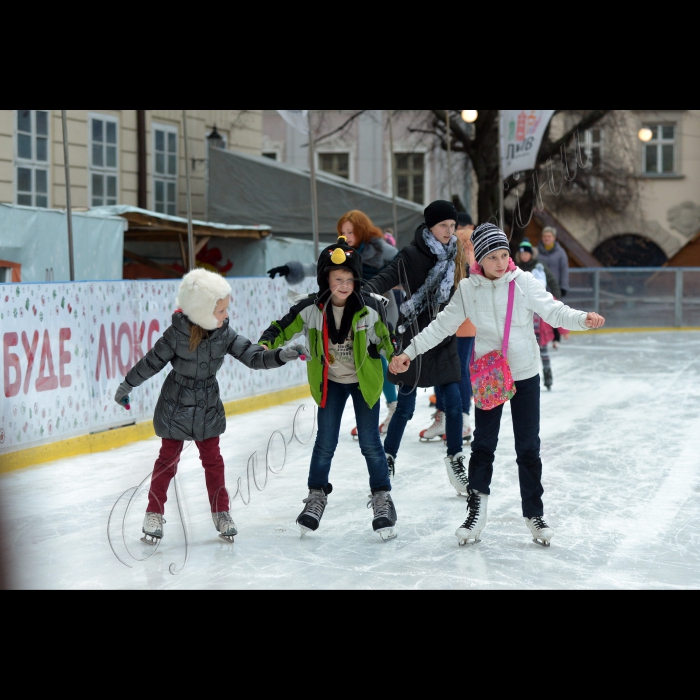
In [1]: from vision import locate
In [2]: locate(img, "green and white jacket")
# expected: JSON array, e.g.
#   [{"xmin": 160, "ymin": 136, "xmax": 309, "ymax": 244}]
[{"xmin": 259, "ymin": 293, "xmax": 395, "ymax": 409}]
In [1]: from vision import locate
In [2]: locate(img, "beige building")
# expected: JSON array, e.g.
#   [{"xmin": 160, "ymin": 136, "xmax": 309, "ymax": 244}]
[
  {"xmin": 0, "ymin": 110, "xmax": 262, "ymax": 220},
  {"xmin": 530, "ymin": 110, "xmax": 700, "ymax": 266}
]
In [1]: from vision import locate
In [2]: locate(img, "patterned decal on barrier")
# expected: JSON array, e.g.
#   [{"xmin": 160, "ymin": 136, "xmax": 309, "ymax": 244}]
[{"xmin": 1, "ymin": 278, "xmax": 316, "ymax": 452}]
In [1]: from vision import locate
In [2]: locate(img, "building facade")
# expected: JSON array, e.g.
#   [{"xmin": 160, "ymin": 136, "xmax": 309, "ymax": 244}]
[{"xmin": 0, "ymin": 110, "xmax": 262, "ymax": 221}]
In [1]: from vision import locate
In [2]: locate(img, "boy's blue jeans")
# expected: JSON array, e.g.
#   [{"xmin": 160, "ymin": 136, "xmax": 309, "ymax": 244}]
[{"xmin": 308, "ymin": 380, "xmax": 391, "ymax": 493}]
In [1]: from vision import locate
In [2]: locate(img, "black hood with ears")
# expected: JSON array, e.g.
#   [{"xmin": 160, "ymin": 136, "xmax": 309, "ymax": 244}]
[{"xmin": 316, "ymin": 236, "xmax": 365, "ymax": 345}]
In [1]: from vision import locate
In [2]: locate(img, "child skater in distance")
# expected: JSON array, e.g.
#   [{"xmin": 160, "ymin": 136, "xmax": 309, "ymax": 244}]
[
  {"xmin": 114, "ymin": 269, "xmax": 305, "ymax": 545},
  {"xmin": 390, "ymin": 224, "xmax": 605, "ymax": 547},
  {"xmin": 259, "ymin": 236, "xmax": 399, "ymax": 541}
]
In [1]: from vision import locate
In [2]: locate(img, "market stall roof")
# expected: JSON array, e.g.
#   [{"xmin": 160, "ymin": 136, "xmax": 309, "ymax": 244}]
[
  {"xmin": 208, "ymin": 148, "xmax": 425, "ymax": 248},
  {"xmin": 86, "ymin": 205, "xmax": 272, "ymax": 241}
]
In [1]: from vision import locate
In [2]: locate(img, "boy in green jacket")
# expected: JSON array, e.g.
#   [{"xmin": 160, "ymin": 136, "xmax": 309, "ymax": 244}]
[{"xmin": 260, "ymin": 236, "xmax": 398, "ymax": 540}]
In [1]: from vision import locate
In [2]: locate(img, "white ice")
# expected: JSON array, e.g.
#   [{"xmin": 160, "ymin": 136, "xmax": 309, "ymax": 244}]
[{"xmin": 2, "ymin": 331, "xmax": 700, "ymax": 590}]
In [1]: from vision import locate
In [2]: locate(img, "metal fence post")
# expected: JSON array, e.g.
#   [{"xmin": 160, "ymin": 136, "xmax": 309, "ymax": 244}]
[
  {"xmin": 593, "ymin": 269, "xmax": 600, "ymax": 314},
  {"xmin": 675, "ymin": 269, "xmax": 684, "ymax": 328}
]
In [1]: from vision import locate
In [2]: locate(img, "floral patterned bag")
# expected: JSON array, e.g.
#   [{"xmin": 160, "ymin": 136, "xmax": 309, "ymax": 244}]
[{"xmin": 470, "ymin": 281, "xmax": 516, "ymax": 411}]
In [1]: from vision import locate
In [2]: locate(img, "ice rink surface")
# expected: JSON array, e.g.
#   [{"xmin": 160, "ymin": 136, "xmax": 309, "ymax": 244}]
[{"xmin": 2, "ymin": 331, "xmax": 699, "ymax": 590}]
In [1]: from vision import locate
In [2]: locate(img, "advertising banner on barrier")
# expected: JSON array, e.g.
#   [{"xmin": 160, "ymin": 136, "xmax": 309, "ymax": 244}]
[{"xmin": 1, "ymin": 277, "xmax": 314, "ymax": 453}]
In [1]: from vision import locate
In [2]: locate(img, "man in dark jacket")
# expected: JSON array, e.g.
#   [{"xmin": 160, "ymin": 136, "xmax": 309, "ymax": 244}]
[{"xmin": 363, "ymin": 200, "xmax": 468, "ymax": 494}]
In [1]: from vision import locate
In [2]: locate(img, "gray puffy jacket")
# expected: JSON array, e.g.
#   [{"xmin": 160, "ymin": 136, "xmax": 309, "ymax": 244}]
[{"xmin": 125, "ymin": 312, "xmax": 285, "ymax": 442}]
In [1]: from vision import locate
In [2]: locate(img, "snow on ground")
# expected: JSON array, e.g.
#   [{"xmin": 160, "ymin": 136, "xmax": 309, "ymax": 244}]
[{"xmin": 2, "ymin": 331, "xmax": 700, "ymax": 590}]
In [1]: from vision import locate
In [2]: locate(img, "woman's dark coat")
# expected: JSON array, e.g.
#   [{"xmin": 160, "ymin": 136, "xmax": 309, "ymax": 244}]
[
  {"xmin": 125, "ymin": 312, "xmax": 285, "ymax": 442},
  {"xmin": 363, "ymin": 225, "xmax": 460, "ymax": 389}
]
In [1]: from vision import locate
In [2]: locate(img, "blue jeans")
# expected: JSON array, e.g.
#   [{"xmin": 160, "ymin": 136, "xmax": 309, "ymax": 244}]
[
  {"xmin": 384, "ymin": 382, "xmax": 463, "ymax": 459},
  {"xmin": 436, "ymin": 337, "xmax": 473, "ymax": 415},
  {"xmin": 308, "ymin": 380, "xmax": 391, "ymax": 493},
  {"xmin": 381, "ymin": 356, "xmax": 398, "ymax": 404},
  {"xmin": 469, "ymin": 375, "xmax": 543, "ymax": 518}
]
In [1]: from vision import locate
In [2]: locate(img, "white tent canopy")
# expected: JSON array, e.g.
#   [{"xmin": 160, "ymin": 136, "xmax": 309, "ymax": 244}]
[{"xmin": 208, "ymin": 148, "xmax": 425, "ymax": 248}]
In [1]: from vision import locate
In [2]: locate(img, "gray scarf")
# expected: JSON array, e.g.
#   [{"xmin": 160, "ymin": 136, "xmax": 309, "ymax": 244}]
[{"xmin": 399, "ymin": 228, "xmax": 457, "ymax": 334}]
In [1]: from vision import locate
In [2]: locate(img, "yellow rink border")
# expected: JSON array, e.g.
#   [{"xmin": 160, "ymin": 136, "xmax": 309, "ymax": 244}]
[
  {"xmin": 0, "ymin": 384, "xmax": 311, "ymax": 476},
  {"xmin": 570, "ymin": 326, "xmax": 700, "ymax": 335}
]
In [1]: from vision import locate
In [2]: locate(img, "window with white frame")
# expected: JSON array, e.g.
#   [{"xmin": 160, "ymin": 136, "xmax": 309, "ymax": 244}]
[
  {"xmin": 90, "ymin": 114, "xmax": 119, "ymax": 207},
  {"xmin": 580, "ymin": 128, "xmax": 603, "ymax": 169},
  {"xmin": 319, "ymin": 152, "xmax": 350, "ymax": 179},
  {"xmin": 153, "ymin": 124, "xmax": 178, "ymax": 215},
  {"xmin": 15, "ymin": 110, "xmax": 50, "ymax": 208},
  {"xmin": 643, "ymin": 125, "xmax": 676, "ymax": 175},
  {"xmin": 395, "ymin": 152, "xmax": 425, "ymax": 204}
]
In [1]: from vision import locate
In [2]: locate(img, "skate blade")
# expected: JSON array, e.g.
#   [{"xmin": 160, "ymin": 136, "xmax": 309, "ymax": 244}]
[
  {"xmin": 218, "ymin": 534, "xmax": 235, "ymax": 544},
  {"xmin": 457, "ymin": 537, "xmax": 481, "ymax": 547},
  {"xmin": 377, "ymin": 527, "xmax": 397, "ymax": 541},
  {"xmin": 419, "ymin": 436, "xmax": 441, "ymax": 442},
  {"xmin": 532, "ymin": 538, "xmax": 551, "ymax": 548},
  {"xmin": 141, "ymin": 535, "xmax": 161, "ymax": 546},
  {"xmin": 299, "ymin": 525, "xmax": 315, "ymax": 539}
]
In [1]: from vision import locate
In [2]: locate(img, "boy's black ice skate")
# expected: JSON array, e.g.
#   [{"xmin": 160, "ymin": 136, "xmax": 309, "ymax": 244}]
[
  {"xmin": 367, "ymin": 490, "xmax": 397, "ymax": 541},
  {"xmin": 213, "ymin": 511, "xmax": 238, "ymax": 544},
  {"xmin": 141, "ymin": 512, "xmax": 165, "ymax": 545},
  {"xmin": 297, "ymin": 484, "xmax": 332, "ymax": 538}
]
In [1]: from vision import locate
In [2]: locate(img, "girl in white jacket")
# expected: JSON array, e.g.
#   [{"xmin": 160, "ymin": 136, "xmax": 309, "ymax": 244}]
[{"xmin": 390, "ymin": 224, "xmax": 605, "ymax": 547}]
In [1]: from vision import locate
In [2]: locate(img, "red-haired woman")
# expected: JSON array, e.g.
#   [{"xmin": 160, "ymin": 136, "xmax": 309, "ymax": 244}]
[{"xmin": 268, "ymin": 210, "xmax": 400, "ymax": 439}]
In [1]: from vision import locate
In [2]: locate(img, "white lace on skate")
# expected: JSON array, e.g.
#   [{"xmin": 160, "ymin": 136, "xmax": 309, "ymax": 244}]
[
  {"xmin": 367, "ymin": 491, "xmax": 392, "ymax": 519},
  {"xmin": 143, "ymin": 512, "xmax": 164, "ymax": 536},
  {"xmin": 445, "ymin": 453, "xmax": 469, "ymax": 495},
  {"xmin": 213, "ymin": 511, "xmax": 238, "ymax": 538}
]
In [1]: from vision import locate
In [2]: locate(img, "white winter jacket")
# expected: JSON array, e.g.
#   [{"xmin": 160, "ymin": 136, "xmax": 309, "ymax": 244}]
[{"xmin": 404, "ymin": 267, "xmax": 590, "ymax": 382}]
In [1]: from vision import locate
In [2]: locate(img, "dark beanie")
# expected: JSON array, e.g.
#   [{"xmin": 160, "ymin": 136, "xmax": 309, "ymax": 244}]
[
  {"xmin": 424, "ymin": 200, "xmax": 459, "ymax": 229},
  {"xmin": 457, "ymin": 212, "xmax": 473, "ymax": 227},
  {"xmin": 471, "ymin": 223, "xmax": 510, "ymax": 263},
  {"xmin": 518, "ymin": 239, "xmax": 533, "ymax": 253}
]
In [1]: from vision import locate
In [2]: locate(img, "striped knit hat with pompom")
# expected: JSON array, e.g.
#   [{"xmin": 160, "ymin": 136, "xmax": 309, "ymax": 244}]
[{"xmin": 471, "ymin": 223, "xmax": 510, "ymax": 263}]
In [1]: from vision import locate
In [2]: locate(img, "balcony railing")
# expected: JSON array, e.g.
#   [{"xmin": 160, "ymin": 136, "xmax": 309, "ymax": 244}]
[{"xmin": 568, "ymin": 268, "xmax": 700, "ymax": 328}]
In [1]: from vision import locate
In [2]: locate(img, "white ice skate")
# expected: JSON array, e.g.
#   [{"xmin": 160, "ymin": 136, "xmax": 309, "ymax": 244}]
[
  {"xmin": 525, "ymin": 516, "xmax": 554, "ymax": 548},
  {"xmin": 379, "ymin": 401, "xmax": 397, "ymax": 435},
  {"xmin": 445, "ymin": 453, "xmax": 469, "ymax": 496},
  {"xmin": 367, "ymin": 490, "xmax": 397, "ymax": 541},
  {"xmin": 456, "ymin": 491, "xmax": 488, "ymax": 546},
  {"xmin": 141, "ymin": 512, "xmax": 165, "ymax": 545},
  {"xmin": 212, "ymin": 511, "xmax": 238, "ymax": 544},
  {"xmin": 420, "ymin": 410, "xmax": 445, "ymax": 442}
]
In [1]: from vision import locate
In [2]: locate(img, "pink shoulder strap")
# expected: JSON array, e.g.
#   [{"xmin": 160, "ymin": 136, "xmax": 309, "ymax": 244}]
[{"xmin": 502, "ymin": 281, "xmax": 515, "ymax": 357}]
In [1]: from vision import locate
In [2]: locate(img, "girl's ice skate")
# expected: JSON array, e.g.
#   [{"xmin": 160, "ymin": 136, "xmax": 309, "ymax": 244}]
[
  {"xmin": 456, "ymin": 491, "xmax": 488, "ymax": 546},
  {"xmin": 526, "ymin": 516, "xmax": 554, "ymax": 547},
  {"xmin": 420, "ymin": 410, "xmax": 446, "ymax": 442},
  {"xmin": 297, "ymin": 484, "xmax": 332, "ymax": 537},
  {"xmin": 367, "ymin": 490, "xmax": 397, "ymax": 541},
  {"xmin": 444, "ymin": 453, "xmax": 469, "ymax": 495},
  {"xmin": 386, "ymin": 454, "xmax": 396, "ymax": 480},
  {"xmin": 141, "ymin": 512, "xmax": 165, "ymax": 545},
  {"xmin": 212, "ymin": 511, "xmax": 238, "ymax": 544},
  {"xmin": 379, "ymin": 401, "xmax": 397, "ymax": 435}
]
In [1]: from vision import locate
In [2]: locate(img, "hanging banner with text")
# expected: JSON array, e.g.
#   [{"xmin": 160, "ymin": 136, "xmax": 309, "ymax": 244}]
[
  {"xmin": 0, "ymin": 278, "xmax": 314, "ymax": 453},
  {"xmin": 500, "ymin": 110, "xmax": 556, "ymax": 181}
]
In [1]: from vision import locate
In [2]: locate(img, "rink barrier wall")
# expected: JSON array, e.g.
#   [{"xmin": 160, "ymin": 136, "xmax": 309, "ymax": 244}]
[
  {"xmin": 570, "ymin": 327, "xmax": 700, "ymax": 335},
  {"xmin": 0, "ymin": 383, "xmax": 311, "ymax": 475}
]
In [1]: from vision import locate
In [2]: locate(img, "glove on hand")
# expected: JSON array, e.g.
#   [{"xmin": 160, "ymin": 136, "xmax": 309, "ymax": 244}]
[
  {"xmin": 560, "ymin": 289, "xmax": 568, "ymax": 298},
  {"xmin": 267, "ymin": 265, "xmax": 290, "ymax": 280},
  {"xmin": 279, "ymin": 345, "xmax": 309, "ymax": 363},
  {"xmin": 114, "ymin": 380, "xmax": 132, "ymax": 408}
]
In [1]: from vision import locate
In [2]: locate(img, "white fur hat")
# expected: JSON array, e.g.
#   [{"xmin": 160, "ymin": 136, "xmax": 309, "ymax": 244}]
[{"xmin": 176, "ymin": 268, "xmax": 232, "ymax": 331}]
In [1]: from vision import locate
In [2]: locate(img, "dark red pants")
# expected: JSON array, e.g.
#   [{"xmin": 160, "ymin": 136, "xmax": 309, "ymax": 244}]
[{"xmin": 147, "ymin": 437, "xmax": 229, "ymax": 514}]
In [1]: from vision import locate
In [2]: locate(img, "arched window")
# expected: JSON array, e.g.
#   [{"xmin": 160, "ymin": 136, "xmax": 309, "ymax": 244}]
[{"xmin": 593, "ymin": 234, "xmax": 667, "ymax": 267}]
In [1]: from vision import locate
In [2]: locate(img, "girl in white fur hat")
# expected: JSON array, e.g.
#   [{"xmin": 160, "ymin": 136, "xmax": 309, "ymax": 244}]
[{"xmin": 114, "ymin": 268, "xmax": 304, "ymax": 544}]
